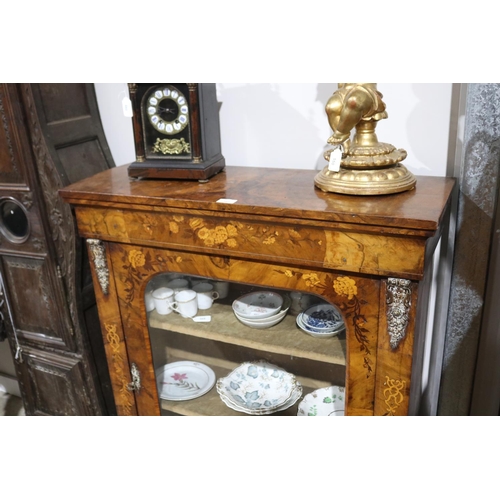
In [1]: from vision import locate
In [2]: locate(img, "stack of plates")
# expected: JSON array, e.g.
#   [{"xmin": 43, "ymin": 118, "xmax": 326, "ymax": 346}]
[
  {"xmin": 216, "ymin": 360, "xmax": 302, "ymax": 415},
  {"xmin": 296, "ymin": 303, "xmax": 345, "ymax": 338},
  {"xmin": 233, "ymin": 292, "xmax": 290, "ymax": 329},
  {"xmin": 297, "ymin": 385, "xmax": 345, "ymax": 416}
]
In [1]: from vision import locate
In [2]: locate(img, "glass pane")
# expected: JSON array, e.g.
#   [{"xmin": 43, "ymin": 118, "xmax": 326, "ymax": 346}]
[{"xmin": 146, "ymin": 272, "xmax": 346, "ymax": 416}]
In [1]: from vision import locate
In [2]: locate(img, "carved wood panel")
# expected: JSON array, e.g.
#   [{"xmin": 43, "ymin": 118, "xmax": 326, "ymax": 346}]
[
  {"xmin": 16, "ymin": 346, "xmax": 97, "ymax": 416},
  {"xmin": 1, "ymin": 254, "xmax": 73, "ymax": 349}
]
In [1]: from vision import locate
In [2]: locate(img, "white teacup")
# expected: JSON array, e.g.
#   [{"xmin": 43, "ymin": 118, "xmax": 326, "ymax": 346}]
[
  {"xmin": 152, "ymin": 287, "xmax": 175, "ymax": 315},
  {"xmin": 171, "ymin": 289, "xmax": 198, "ymax": 318},
  {"xmin": 211, "ymin": 280, "xmax": 230, "ymax": 299},
  {"xmin": 193, "ymin": 283, "xmax": 220, "ymax": 310},
  {"xmin": 166, "ymin": 278, "xmax": 190, "ymax": 292}
]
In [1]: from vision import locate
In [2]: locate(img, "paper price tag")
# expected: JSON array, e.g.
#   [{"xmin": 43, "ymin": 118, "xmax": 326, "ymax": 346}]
[
  {"xmin": 122, "ymin": 97, "xmax": 133, "ymax": 117},
  {"xmin": 328, "ymin": 146, "xmax": 343, "ymax": 172},
  {"xmin": 216, "ymin": 198, "xmax": 237, "ymax": 204},
  {"xmin": 192, "ymin": 315, "xmax": 211, "ymax": 322}
]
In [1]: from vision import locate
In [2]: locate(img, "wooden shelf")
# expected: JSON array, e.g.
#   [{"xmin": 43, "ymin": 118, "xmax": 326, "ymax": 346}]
[
  {"xmin": 148, "ymin": 302, "xmax": 346, "ymax": 366},
  {"xmin": 158, "ymin": 351, "xmax": 334, "ymax": 416}
]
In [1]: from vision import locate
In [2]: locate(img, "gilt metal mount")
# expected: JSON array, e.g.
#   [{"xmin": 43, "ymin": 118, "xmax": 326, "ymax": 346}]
[
  {"xmin": 386, "ymin": 277, "xmax": 412, "ymax": 349},
  {"xmin": 87, "ymin": 239, "xmax": 109, "ymax": 295}
]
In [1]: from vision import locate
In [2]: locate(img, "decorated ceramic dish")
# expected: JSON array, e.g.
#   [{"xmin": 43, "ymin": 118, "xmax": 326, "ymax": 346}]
[
  {"xmin": 235, "ymin": 311, "xmax": 287, "ymax": 329},
  {"xmin": 219, "ymin": 382, "xmax": 303, "ymax": 415},
  {"xmin": 297, "ymin": 385, "xmax": 345, "ymax": 416},
  {"xmin": 296, "ymin": 313, "xmax": 345, "ymax": 338},
  {"xmin": 216, "ymin": 360, "xmax": 301, "ymax": 414},
  {"xmin": 156, "ymin": 361, "xmax": 216, "ymax": 401},
  {"xmin": 302, "ymin": 303, "xmax": 343, "ymax": 330},
  {"xmin": 232, "ymin": 291, "xmax": 283, "ymax": 319}
]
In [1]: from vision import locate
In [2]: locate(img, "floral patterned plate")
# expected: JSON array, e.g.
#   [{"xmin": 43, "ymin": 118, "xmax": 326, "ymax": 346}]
[
  {"xmin": 219, "ymin": 382, "xmax": 303, "ymax": 415},
  {"xmin": 297, "ymin": 386, "xmax": 345, "ymax": 416},
  {"xmin": 156, "ymin": 361, "xmax": 216, "ymax": 401},
  {"xmin": 217, "ymin": 360, "xmax": 302, "ymax": 414}
]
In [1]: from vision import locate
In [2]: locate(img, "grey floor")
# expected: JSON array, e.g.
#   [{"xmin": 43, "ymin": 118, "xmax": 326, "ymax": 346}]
[{"xmin": 0, "ymin": 389, "xmax": 25, "ymax": 416}]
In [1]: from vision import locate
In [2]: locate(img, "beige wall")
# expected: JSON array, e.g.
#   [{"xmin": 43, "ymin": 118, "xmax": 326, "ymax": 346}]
[{"xmin": 0, "ymin": 341, "xmax": 16, "ymax": 378}]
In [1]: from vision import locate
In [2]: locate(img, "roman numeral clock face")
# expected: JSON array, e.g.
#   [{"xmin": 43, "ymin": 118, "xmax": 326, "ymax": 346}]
[{"xmin": 142, "ymin": 84, "xmax": 192, "ymax": 159}]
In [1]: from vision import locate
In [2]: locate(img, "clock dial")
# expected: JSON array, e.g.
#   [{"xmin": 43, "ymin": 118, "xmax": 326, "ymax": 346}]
[{"xmin": 145, "ymin": 85, "xmax": 189, "ymax": 135}]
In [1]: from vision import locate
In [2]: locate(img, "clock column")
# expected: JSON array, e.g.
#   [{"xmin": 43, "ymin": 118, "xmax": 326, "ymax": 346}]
[
  {"xmin": 187, "ymin": 83, "xmax": 202, "ymax": 163},
  {"xmin": 128, "ymin": 83, "xmax": 145, "ymax": 162}
]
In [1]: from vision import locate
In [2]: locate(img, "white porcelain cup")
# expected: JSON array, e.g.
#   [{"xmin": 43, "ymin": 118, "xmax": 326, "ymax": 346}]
[
  {"xmin": 166, "ymin": 278, "xmax": 190, "ymax": 292},
  {"xmin": 211, "ymin": 280, "xmax": 229, "ymax": 299},
  {"xmin": 193, "ymin": 283, "xmax": 220, "ymax": 310},
  {"xmin": 171, "ymin": 289, "xmax": 198, "ymax": 318},
  {"xmin": 144, "ymin": 291, "xmax": 155, "ymax": 312},
  {"xmin": 152, "ymin": 287, "xmax": 175, "ymax": 315}
]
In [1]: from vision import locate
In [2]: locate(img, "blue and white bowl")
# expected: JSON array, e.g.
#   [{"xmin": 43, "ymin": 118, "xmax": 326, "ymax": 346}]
[
  {"xmin": 302, "ymin": 303, "xmax": 343, "ymax": 330},
  {"xmin": 296, "ymin": 313, "xmax": 344, "ymax": 338}
]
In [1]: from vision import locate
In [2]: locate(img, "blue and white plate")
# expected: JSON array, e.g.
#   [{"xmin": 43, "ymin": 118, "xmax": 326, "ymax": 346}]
[{"xmin": 296, "ymin": 313, "xmax": 344, "ymax": 338}]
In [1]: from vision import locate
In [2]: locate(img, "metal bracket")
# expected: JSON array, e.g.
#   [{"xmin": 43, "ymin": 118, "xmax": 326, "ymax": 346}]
[
  {"xmin": 386, "ymin": 278, "xmax": 412, "ymax": 349},
  {"xmin": 127, "ymin": 362, "xmax": 141, "ymax": 392},
  {"xmin": 87, "ymin": 239, "xmax": 109, "ymax": 295}
]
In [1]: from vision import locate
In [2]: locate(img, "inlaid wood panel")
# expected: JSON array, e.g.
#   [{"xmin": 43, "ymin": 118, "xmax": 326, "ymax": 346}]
[{"xmin": 74, "ymin": 206, "xmax": 428, "ymax": 279}]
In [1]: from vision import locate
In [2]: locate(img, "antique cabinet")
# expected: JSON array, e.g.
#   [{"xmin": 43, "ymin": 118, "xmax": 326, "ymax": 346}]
[
  {"xmin": 60, "ymin": 165, "xmax": 455, "ymax": 416},
  {"xmin": 0, "ymin": 83, "xmax": 115, "ymax": 415}
]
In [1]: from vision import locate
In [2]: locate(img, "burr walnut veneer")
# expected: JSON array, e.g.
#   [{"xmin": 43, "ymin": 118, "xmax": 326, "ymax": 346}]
[{"xmin": 60, "ymin": 165, "xmax": 455, "ymax": 416}]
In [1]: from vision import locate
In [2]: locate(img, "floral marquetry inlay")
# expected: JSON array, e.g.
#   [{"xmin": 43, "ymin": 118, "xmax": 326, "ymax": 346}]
[
  {"xmin": 383, "ymin": 376, "xmax": 406, "ymax": 416},
  {"xmin": 333, "ymin": 276, "xmax": 372, "ymax": 377},
  {"xmin": 275, "ymin": 270, "xmax": 374, "ymax": 378},
  {"xmin": 105, "ymin": 323, "xmax": 134, "ymax": 416}
]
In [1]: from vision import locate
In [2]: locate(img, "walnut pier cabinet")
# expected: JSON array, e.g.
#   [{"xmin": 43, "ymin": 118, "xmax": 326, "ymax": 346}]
[{"xmin": 60, "ymin": 166, "xmax": 455, "ymax": 416}]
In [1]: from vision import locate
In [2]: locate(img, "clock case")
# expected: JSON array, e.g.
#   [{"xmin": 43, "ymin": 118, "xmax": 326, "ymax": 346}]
[{"xmin": 127, "ymin": 83, "xmax": 225, "ymax": 180}]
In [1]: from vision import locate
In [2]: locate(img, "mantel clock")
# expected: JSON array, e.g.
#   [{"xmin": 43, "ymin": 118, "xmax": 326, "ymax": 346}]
[{"xmin": 127, "ymin": 83, "xmax": 225, "ymax": 180}]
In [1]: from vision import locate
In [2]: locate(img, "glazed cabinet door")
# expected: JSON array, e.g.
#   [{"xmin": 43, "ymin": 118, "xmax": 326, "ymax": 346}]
[{"xmin": 102, "ymin": 242, "xmax": 385, "ymax": 416}]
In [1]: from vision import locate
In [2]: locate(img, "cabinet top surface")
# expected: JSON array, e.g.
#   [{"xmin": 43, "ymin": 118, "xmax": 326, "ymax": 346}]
[{"xmin": 60, "ymin": 165, "xmax": 455, "ymax": 231}]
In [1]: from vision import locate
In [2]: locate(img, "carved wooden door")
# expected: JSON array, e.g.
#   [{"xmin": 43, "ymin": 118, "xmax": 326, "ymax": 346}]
[{"xmin": 0, "ymin": 83, "xmax": 115, "ymax": 415}]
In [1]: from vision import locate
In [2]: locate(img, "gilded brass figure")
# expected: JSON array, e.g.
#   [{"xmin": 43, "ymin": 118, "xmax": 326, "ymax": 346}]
[{"xmin": 315, "ymin": 83, "xmax": 416, "ymax": 195}]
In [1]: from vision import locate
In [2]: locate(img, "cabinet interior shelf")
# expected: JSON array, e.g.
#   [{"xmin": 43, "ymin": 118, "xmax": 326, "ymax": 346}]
[
  {"xmin": 158, "ymin": 350, "xmax": 333, "ymax": 416},
  {"xmin": 147, "ymin": 301, "xmax": 346, "ymax": 366}
]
